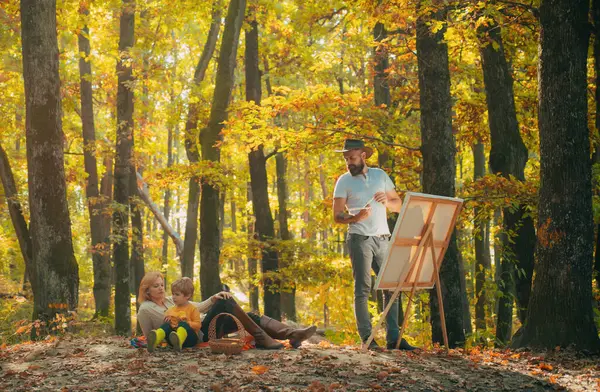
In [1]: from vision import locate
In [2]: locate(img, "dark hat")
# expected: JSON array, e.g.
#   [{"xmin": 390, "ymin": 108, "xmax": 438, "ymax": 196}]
[{"xmin": 335, "ymin": 139, "xmax": 373, "ymax": 159}]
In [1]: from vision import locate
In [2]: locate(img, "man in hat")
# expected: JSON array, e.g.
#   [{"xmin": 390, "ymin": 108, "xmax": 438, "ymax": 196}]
[{"xmin": 333, "ymin": 139, "xmax": 415, "ymax": 350}]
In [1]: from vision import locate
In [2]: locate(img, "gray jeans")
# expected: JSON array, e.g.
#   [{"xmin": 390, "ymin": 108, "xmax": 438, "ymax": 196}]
[{"xmin": 347, "ymin": 233, "xmax": 399, "ymax": 345}]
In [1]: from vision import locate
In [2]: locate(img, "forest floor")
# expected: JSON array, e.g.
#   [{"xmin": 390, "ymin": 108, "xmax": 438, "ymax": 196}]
[{"xmin": 1, "ymin": 335, "xmax": 599, "ymax": 391}]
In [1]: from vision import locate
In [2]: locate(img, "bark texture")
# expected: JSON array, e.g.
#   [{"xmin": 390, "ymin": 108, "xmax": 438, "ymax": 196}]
[
  {"xmin": 77, "ymin": 4, "xmax": 110, "ymax": 317},
  {"xmin": 513, "ymin": 0, "xmax": 600, "ymax": 350},
  {"xmin": 479, "ymin": 18, "xmax": 536, "ymax": 333},
  {"xmin": 199, "ymin": 0, "xmax": 246, "ymax": 300},
  {"xmin": 416, "ymin": 1, "xmax": 466, "ymax": 347},
  {"xmin": 20, "ymin": 0, "xmax": 79, "ymax": 329},
  {"xmin": 112, "ymin": 0, "xmax": 135, "ymax": 335}
]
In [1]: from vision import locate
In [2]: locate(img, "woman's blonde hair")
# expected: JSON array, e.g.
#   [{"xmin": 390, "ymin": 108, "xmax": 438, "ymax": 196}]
[{"xmin": 138, "ymin": 271, "xmax": 164, "ymax": 304}]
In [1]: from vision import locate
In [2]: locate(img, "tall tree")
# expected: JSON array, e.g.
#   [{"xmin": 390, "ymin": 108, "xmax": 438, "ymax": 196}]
[
  {"xmin": 246, "ymin": 13, "xmax": 280, "ymax": 320},
  {"xmin": 20, "ymin": 0, "xmax": 79, "ymax": 330},
  {"xmin": 264, "ymin": 58, "xmax": 294, "ymax": 320},
  {"xmin": 246, "ymin": 183, "xmax": 260, "ymax": 311},
  {"xmin": 478, "ymin": 15, "xmax": 536, "ymax": 333},
  {"xmin": 199, "ymin": 0, "xmax": 246, "ymax": 299},
  {"xmin": 513, "ymin": 0, "xmax": 600, "ymax": 350},
  {"xmin": 416, "ymin": 0, "xmax": 467, "ymax": 348},
  {"xmin": 592, "ymin": 0, "xmax": 600, "ymax": 293},
  {"xmin": 113, "ymin": 0, "xmax": 135, "ymax": 335},
  {"xmin": 77, "ymin": 3, "xmax": 110, "ymax": 317},
  {"xmin": 0, "ymin": 144, "xmax": 33, "ymax": 291},
  {"xmin": 373, "ymin": 18, "xmax": 405, "ymax": 328},
  {"xmin": 161, "ymin": 32, "xmax": 177, "ymax": 278},
  {"xmin": 472, "ymin": 141, "xmax": 491, "ymax": 332},
  {"xmin": 129, "ymin": 173, "xmax": 144, "ymax": 297},
  {"xmin": 182, "ymin": 2, "xmax": 222, "ymax": 279}
]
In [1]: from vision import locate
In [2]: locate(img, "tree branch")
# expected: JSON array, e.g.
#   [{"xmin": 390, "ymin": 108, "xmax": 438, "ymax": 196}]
[
  {"xmin": 496, "ymin": 0, "xmax": 539, "ymax": 18},
  {"xmin": 135, "ymin": 172, "xmax": 184, "ymax": 259},
  {"xmin": 264, "ymin": 148, "xmax": 279, "ymax": 160},
  {"xmin": 314, "ymin": 6, "xmax": 348, "ymax": 26}
]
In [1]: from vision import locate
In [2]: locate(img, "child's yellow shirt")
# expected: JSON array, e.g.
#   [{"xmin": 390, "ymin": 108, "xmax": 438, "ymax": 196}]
[{"xmin": 165, "ymin": 303, "xmax": 201, "ymax": 333}]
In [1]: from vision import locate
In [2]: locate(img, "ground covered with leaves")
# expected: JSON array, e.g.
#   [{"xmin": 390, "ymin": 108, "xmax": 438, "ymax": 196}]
[{"xmin": 1, "ymin": 336, "xmax": 599, "ymax": 391}]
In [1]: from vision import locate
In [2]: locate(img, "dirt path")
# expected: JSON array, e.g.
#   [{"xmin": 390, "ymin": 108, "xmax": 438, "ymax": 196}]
[{"xmin": 1, "ymin": 336, "xmax": 598, "ymax": 391}]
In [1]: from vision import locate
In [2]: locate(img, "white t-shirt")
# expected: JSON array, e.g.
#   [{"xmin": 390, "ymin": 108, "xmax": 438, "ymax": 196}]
[{"xmin": 333, "ymin": 167, "xmax": 395, "ymax": 236}]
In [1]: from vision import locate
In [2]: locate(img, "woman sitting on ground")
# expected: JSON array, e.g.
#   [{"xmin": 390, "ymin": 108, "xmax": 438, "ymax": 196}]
[{"xmin": 136, "ymin": 271, "xmax": 316, "ymax": 350}]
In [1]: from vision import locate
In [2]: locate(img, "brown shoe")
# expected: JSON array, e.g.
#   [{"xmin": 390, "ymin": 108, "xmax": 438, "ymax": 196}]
[
  {"xmin": 260, "ymin": 316, "xmax": 317, "ymax": 348},
  {"xmin": 229, "ymin": 301, "xmax": 283, "ymax": 350}
]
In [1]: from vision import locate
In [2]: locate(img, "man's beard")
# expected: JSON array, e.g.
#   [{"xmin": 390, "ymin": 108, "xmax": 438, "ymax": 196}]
[{"xmin": 348, "ymin": 162, "xmax": 365, "ymax": 176}]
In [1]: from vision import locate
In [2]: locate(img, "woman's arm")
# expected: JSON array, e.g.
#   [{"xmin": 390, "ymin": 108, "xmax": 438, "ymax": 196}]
[
  {"xmin": 192, "ymin": 291, "xmax": 234, "ymax": 314},
  {"xmin": 137, "ymin": 305, "xmax": 155, "ymax": 338},
  {"xmin": 193, "ymin": 298, "xmax": 214, "ymax": 314}
]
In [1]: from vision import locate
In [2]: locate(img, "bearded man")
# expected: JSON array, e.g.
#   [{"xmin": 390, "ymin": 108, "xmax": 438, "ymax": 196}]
[{"xmin": 332, "ymin": 139, "xmax": 415, "ymax": 350}]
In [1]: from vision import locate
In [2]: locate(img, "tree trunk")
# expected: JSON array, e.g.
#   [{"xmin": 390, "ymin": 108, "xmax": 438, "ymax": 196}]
[
  {"xmin": 246, "ymin": 18, "xmax": 280, "ymax": 320},
  {"xmin": 162, "ymin": 125, "xmax": 172, "ymax": 274},
  {"xmin": 473, "ymin": 141, "xmax": 491, "ymax": 332},
  {"xmin": 513, "ymin": 0, "xmax": 600, "ymax": 350},
  {"xmin": 112, "ymin": 0, "xmax": 135, "ymax": 336},
  {"xmin": 592, "ymin": 0, "xmax": 600, "ymax": 294},
  {"xmin": 129, "ymin": 172, "xmax": 144, "ymax": 298},
  {"xmin": 183, "ymin": 177, "xmax": 200, "ymax": 278},
  {"xmin": 263, "ymin": 58, "xmax": 294, "ymax": 320},
  {"xmin": 416, "ymin": 0, "xmax": 466, "ymax": 348},
  {"xmin": 0, "ymin": 144, "xmax": 34, "ymax": 292},
  {"xmin": 373, "ymin": 19, "xmax": 406, "ymax": 327},
  {"xmin": 246, "ymin": 183, "xmax": 260, "ymax": 312},
  {"xmin": 77, "ymin": 4, "xmax": 110, "ymax": 317},
  {"xmin": 199, "ymin": 0, "xmax": 246, "ymax": 300},
  {"xmin": 373, "ymin": 21, "xmax": 391, "ymax": 110},
  {"xmin": 20, "ymin": 0, "xmax": 79, "ymax": 331},
  {"xmin": 276, "ymin": 152, "xmax": 296, "ymax": 321},
  {"xmin": 182, "ymin": 1, "xmax": 222, "ymax": 280},
  {"xmin": 495, "ymin": 225, "xmax": 514, "ymax": 346},
  {"xmin": 99, "ymin": 151, "xmax": 113, "ymax": 291},
  {"xmin": 479, "ymin": 17, "xmax": 535, "ymax": 325}
]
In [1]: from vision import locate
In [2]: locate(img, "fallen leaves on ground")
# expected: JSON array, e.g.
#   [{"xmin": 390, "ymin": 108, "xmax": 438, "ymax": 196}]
[{"xmin": 0, "ymin": 336, "xmax": 598, "ymax": 391}]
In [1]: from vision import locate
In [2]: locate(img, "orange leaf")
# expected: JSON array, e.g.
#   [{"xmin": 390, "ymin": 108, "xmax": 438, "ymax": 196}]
[
  {"xmin": 15, "ymin": 326, "xmax": 28, "ymax": 334},
  {"xmin": 376, "ymin": 371, "xmax": 389, "ymax": 381},
  {"xmin": 318, "ymin": 341, "xmax": 332, "ymax": 348},
  {"xmin": 539, "ymin": 363, "xmax": 553, "ymax": 371},
  {"xmin": 251, "ymin": 365, "xmax": 269, "ymax": 375}
]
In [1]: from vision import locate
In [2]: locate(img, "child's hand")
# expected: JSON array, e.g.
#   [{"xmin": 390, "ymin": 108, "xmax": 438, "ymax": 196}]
[
  {"xmin": 170, "ymin": 319, "xmax": 179, "ymax": 328},
  {"xmin": 179, "ymin": 315, "xmax": 187, "ymax": 322},
  {"xmin": 164, "ymin": 315, "xmax": 172, "ymax": 323}
]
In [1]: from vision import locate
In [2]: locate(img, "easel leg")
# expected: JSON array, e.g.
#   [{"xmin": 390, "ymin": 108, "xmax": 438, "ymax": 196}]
[
  {"xmin": 395, "ymin": 288, "xmax": 413, "ymax": 349},
  {"xmin": 395, "ymin": 229, "xmax": 432, "ymax": 350},
  {"xmin": 366, "ymin": 224, "xmax": 434, "ymax": 351},
  {"xmin": 430, "ymin": 235, "xmax": 449, "ymax": 352},
  {"xmin": 363, "ymin": 284, "xmax": 403, "ymax": 351}
]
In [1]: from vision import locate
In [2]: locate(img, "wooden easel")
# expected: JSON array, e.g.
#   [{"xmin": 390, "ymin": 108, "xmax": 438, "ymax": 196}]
[{"xmin": 363, "ymin": 223, "xmax": 449, "ymax": 352}]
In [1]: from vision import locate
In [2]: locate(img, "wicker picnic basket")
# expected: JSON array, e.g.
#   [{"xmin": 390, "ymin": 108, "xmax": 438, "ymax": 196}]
[{"xmin": 208, "ymin": 313, "xmax": 250, "ymax": 355}]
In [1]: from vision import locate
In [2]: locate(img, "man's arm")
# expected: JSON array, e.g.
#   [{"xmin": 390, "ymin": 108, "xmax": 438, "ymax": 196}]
[
  {"xmin": 373, "ymin": 189, "xmax": 402, "ymax": 213},
  {"xmin": 333, "ymin": 197, "xmax": 371, "ymax": 224}
]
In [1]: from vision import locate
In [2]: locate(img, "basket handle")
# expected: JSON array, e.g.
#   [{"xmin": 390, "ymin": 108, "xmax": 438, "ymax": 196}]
[{"xmin": 208, "ymin": 313, "xmax": 248, "ymax": 341}]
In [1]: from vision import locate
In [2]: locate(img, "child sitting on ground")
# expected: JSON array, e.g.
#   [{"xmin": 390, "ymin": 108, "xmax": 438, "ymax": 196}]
[{"xmin": 147, "ymin": 277, "xmax": 202, "ymax": 352}]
